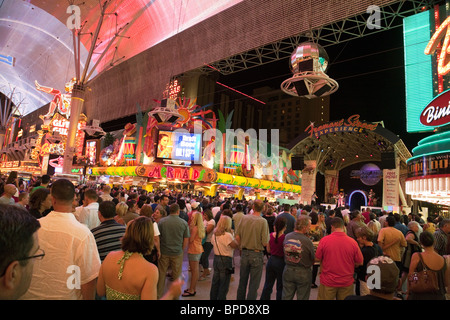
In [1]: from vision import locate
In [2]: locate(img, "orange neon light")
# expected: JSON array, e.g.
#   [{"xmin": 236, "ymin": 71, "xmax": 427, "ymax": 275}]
[{"xmin": 425, "ymin": 15, "xmax": 450, "ymax": 76}]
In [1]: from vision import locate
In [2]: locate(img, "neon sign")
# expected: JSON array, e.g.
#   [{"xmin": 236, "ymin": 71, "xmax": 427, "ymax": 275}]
[
  {"xmin": 305, "ymin": 114, "xmax": 378, "ymax": 138},
  {"xmin": 425, "ymin": 15, "xmax": 450, "ymax": 76},
  {"xmin": 420, "ymin": 89, "xmax": 450, "ymax": 127},
  {"xmin": 163, "ymin": 79, "xmax": 182, "ymax": 100},
  {"xmin": 86, "ymin": 140, "xmax": 97, "ymax": 164}
]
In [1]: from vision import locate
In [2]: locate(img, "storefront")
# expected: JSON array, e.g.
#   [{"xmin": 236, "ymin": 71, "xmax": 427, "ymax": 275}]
[{"xmin": 87, "ymin": 97, "xmax": 302, "ymax": 200}]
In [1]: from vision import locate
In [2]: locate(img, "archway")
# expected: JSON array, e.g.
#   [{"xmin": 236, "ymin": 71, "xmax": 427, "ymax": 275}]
[{"xmin": 348, "ymin": 190, "xmax": 367, "ymax": 211}]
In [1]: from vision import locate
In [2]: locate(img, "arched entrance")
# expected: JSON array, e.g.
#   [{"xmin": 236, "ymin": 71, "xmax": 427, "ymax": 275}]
[{"xmin": 348, "ymin": 190, "xmax": 367, "ymax": 211}]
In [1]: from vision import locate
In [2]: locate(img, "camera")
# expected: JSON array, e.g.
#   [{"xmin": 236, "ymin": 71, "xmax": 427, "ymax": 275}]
[{"xmin": 226, "ymin": 267, "xmax": 235, "ymax": 275}]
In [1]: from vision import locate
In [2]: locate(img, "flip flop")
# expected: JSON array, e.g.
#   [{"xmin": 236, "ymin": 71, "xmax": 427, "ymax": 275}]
[{"xmin": 182, "ymin": 291, "xmax": 196, "ymax": 297}]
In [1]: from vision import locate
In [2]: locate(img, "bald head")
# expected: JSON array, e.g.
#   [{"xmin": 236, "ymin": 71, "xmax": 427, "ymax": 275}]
[{"xmin": 3, "ymin": 184, "xmax": 17, "ymax": 197}]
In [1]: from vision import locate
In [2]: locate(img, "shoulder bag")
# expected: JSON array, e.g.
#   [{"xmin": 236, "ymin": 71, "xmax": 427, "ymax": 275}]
[
  {"xmin": 408, "ymin": 253, "xmax": 439, "ymax": 294},
  {"xmin": 215, "ymin": 234, "xmax": 235, "ymax": 275}
]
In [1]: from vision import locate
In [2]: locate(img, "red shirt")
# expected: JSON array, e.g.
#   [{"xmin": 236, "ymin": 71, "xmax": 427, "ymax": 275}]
[{"xmin": 315, "ymin": 231, "xmax": 363, "ymax": 287}]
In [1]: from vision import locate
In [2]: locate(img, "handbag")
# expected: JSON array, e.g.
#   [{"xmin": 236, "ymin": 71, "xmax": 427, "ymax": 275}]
[
  {"xmin": 215, "ymin": 234, "xmax": 235, "ymax": 274},
  {"xmin": 408, "ymin": 253, "xmax": 439, "ymax": 294}
]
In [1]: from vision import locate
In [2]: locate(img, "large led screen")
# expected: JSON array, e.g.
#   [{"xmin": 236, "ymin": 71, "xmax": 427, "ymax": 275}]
[{"xmin": 156, "ymin": 130, "xmax": 201, "ymax": 162}]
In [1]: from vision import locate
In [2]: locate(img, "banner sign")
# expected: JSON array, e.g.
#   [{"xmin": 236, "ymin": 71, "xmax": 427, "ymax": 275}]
[
  {"xmin": 300, "ymin": 160, "xmax": 317, "ymax": 205},
  {"xmin": 382, "ymin": 168, "xmax": 399, "ymax": 208}
]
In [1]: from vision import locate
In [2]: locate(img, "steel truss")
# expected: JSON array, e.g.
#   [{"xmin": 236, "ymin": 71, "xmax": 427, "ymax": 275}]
[{"xmin": 201, "ymin": 0, "xmax": 438, "ymax": 75}]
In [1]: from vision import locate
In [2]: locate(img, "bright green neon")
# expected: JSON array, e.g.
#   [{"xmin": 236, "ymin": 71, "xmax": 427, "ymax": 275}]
[{"xmin": 403, "ymin": 10, "xmax": 434, "ymax": 133}]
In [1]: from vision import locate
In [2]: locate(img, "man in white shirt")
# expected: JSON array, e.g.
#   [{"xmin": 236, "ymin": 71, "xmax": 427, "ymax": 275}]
[
  {"xmin": 99, "ymin": 185, "xmax": 113, "ymax": 202},
  {"xmin": 75, "ymin": 189, "xmax": 100, "ymax": 230},
  {"xmin": 21, "ymin": 179, "xmax": 101, "ymax": 300}
]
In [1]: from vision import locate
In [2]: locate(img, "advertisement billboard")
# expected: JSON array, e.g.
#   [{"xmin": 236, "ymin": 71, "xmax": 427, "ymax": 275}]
[{"xmin": 156, "ymin": 130, "xmax": 202, "ymax": 162}]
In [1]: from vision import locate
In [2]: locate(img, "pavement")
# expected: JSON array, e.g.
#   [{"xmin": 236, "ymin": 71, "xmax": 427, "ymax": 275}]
[{"xmin": 163, "ymin": 250, "xmax": 320, "ymax": 301}]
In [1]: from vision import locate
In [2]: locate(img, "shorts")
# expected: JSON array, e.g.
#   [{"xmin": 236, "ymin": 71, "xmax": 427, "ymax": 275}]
[{"xmin": 188, "ymin": 253, "xmax": 202, "ymax": 261}]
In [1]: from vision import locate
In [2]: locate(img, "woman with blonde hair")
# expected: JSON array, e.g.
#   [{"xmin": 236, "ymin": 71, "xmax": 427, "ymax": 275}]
[
  {"xmin": 210, "ymin": 215, "xmax": 239, "ymax": 300},
  {"xmin": 182, "ymin": 211, "xmax": 205, "ymax": 297},
  {"xmin": 97, "ymin": 216, "xmax": 182, "ymax": 300},
  {"xmin": 115, "ymin": 202, "xmax": 127, "ymax": 225}
]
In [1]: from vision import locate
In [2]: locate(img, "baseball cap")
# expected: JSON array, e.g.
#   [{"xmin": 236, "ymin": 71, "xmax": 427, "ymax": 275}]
[{"xmin": 366, "ymin": 256, "xmax": 399, "ymax": 293}]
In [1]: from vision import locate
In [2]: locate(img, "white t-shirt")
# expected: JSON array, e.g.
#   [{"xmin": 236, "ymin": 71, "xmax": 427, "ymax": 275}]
[
  {"xmin": 204, "ymin": 219, "xmax": 216, "ymax": 242},
  {"xmin": 153, "ymin": 221, "xmax": 160, "ymax": 237},
  {"xmin": 212, "ymin": 232, "xmax": 234, "ymax": 257},
  {"xmin": 74, "ymin": 202, "xmax": 100, "ymax": 230},
  {"xmin": 21, "ymin": 211, "xmax": 101, "ymax": 300}
]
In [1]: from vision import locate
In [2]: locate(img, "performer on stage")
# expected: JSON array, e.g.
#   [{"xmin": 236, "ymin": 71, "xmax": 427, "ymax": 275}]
[
  {"xmin": 336, "ymin": 191, "xmax": 345, "ymax": 208},
  {"xmin": 368, "ymin": 189, "xmax": 375, "ymax": 206},
  {"xmin": 311, "ymin": 192, "xmax": 318, "ymax": 205}
]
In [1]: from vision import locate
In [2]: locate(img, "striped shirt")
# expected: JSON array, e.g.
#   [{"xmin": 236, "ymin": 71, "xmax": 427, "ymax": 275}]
[
  {"xmin": 434, "ymin": 229, "xmax": 448, "ymax": 256},
  {"xmin": 91, "ymin": 219, "xmax": 126, "ymax": 261}
]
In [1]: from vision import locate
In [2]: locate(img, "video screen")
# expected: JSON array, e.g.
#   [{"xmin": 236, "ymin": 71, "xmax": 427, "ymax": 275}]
[{"xmin": 156, "ymin": 130, "xmax": 201, "ymax": 162}]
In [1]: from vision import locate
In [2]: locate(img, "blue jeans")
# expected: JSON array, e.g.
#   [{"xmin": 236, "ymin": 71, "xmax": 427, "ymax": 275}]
[
  {"xmin": 260, "ymin": 255, "xmax": 285, "ymax": 300},
  {"xmin": 237, "ymin": 249, "xmax": 264, "ymax": 300},
  {"xmin": 282, "ymin": 265, "xmax": 312, "ymax": 300},
  {"xmin": 210, "ymin": 255, "xmax": 233, "ymax": 300}
]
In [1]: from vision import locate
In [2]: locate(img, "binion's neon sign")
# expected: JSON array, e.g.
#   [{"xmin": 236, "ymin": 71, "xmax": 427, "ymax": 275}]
[{"xmin": 425, "ymin": 15, "xmax": 450, "ymax": 76}]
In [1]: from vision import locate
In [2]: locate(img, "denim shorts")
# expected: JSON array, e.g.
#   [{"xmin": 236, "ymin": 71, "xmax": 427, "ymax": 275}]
[{"xmin": 188, "ymin": 253, "xmax": 202, "ymax": 261}]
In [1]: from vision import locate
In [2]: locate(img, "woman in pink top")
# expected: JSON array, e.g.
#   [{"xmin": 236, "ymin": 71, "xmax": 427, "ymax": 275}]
[
  {"xmin": 260, "ymin": 216, "xmax": 287, "ymax": 300},
  {"xmin": 183, "ymin": 211, "xmax": 205, "ymax": 297}
]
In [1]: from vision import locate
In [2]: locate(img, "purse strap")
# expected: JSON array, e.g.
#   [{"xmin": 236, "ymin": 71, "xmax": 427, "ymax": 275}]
[
  {"xmin": 214, "ymin": 233, "xmax": 235, "ymax": 267},
  {"xmin": 418, "ymin": 252, "xmax": 429, "ymax": 271}
]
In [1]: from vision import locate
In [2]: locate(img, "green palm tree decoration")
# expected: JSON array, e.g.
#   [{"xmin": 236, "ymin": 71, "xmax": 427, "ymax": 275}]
[{"xmin": 215, "ymin": 109, "xmax": 234, "ymax": 170}]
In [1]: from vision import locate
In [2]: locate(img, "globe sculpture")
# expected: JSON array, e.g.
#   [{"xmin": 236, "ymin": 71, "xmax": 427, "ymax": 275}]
[{"xmin": 281, "ymin": 42, "xmax": 338, "ymax": 98}]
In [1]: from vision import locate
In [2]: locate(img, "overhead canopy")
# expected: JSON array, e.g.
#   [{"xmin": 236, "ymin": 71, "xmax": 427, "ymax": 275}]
[
  {"xmin": 0, "ymin": 0, "xmax": 242, "ymax": 115},
  {"xmin": 0, "ymin": 0, "xmax": 403, "ymax": 122},
  {"xmin": 288, "ymin": 115, "xmax": 412, "ymax": 174}
]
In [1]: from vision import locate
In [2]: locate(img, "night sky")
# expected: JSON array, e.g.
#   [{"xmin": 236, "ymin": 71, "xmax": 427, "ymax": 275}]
[{"xmin": 218, "ymin": 25, "xmax": 432, "ymax": 153}]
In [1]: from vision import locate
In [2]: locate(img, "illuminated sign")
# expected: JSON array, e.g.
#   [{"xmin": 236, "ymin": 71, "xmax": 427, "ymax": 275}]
[
  {"xmin": 163, "ymin": 79, "xmax": 182, "ymax": 100},
  {"xmin": 304, "ymin": 114, "xmax": 378, "ymax": 138},
  {"xmin": 407, "ymin": 152, "xmax": 450, "ymax": 178},
  {"xmin": 156, "ymin": 130, "xmax": 201, "ymax": 162},
  {"xmin": 134, "ymin": 165, "xmax": 216, "ymax": 182},
  {"xmin": 350, "ymin": 163, "xmax": 383, "ymax": 186},
  {"xmin": 51, "ymin": 118, "xmax": 84, "ymax": 136},
  {"xmin": 425, "ymin": 15, "xmax": 450, "ymax": 76},
  {"xmin": 86, "ymin": 140, "xmax": 97, "ymax": 164},
  {"xmin": 420, "ymin": 89, "xmax": 450, "ymax": 127},
  {"xmin": 403, "ymin": 10, "xmax": 434, "ymax": 133}
]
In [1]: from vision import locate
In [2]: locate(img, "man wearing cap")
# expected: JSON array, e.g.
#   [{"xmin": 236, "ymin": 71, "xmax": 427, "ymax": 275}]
[{"xmin": 345, "ymin": 256, "xmax": 401, "ymax": 300}]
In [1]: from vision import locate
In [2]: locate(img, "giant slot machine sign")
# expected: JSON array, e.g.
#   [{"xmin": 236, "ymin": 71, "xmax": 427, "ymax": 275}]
[{"xmin": 31, "ymin": 112, "xmax": 87, "ymax": 174}]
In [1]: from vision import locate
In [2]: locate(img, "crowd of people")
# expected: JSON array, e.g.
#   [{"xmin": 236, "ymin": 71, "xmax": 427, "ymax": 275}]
[{"xmin": 0, "ymin": 171, "xmax": 450, "ymax": 301}]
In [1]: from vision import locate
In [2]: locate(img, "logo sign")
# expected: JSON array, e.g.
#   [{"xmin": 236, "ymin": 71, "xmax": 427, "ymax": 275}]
[
  {"xmin": 420, "ymin": 89, "xmax": 450, "ymax": 127},
  {"xmin": 305, "ymin": 114, "xmax": 378, "ymax": 138}
]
